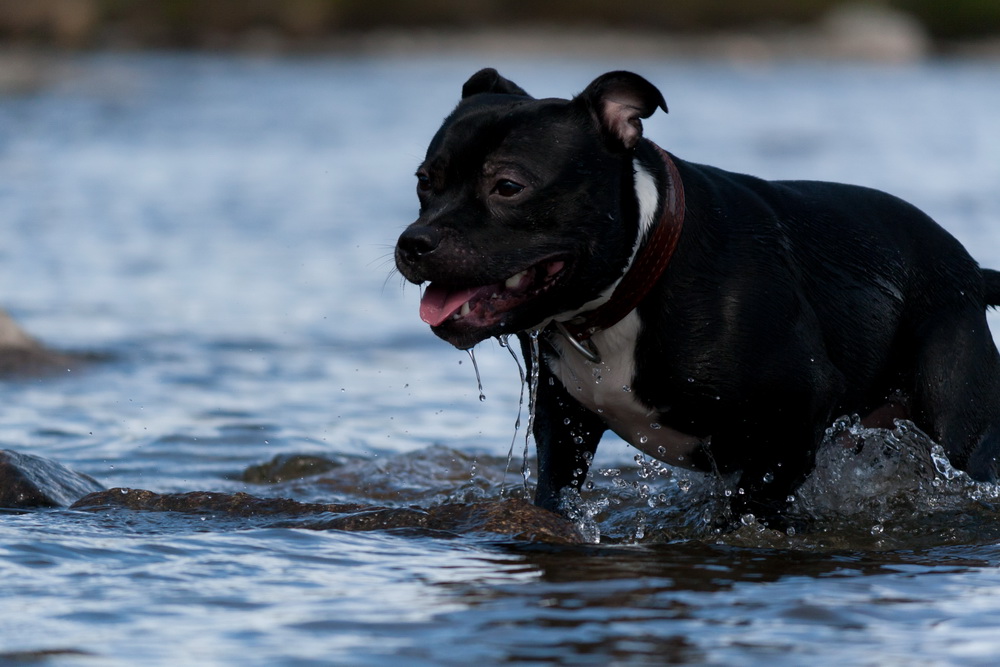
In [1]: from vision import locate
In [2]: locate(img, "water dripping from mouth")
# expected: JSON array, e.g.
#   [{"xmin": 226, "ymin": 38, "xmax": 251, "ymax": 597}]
[
  {"xmin": 498, "ymin": 334, "xmax": 525, "ymax": 497},
  {"xmin": 497, "ymin": 332, "xmax": 540, "ymax": 497},
  {"xmin": 522, "ymin": 331, "xmax": 541, "ymax": 489},
  {"xmin": 466, "ymin": 348, "xmax": 486, "ymax": 402}
]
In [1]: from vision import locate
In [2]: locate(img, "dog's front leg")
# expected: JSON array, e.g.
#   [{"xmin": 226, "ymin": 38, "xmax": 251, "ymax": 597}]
[{"xmin": 519, "ymin": 334, "xmax": 607, "ymax": 514}]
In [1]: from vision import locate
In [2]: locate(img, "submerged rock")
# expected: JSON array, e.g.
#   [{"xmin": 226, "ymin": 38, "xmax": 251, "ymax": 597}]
[
  {"xmin": 71, "ymin": 488, "xmax": 583, "ymax": 543},
  {"xmin": 240, "ymin": 453, "xmax": 345, "ymax": 484},
  {"xmin": 0, "ymin": 450, "xmax": 105, "ymax": 508}
]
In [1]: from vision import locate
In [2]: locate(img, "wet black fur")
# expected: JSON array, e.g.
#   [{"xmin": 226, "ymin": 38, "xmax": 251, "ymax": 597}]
[{"xmin": 397, "ymin": 68, "xmax": 1000, "ymax": 525}]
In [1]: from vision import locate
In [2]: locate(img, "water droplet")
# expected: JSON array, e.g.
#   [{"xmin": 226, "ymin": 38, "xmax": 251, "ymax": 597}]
[
  {"xmin": 622, "ymin": 385, "xmax": 632, "ymax": 393},
  {"xmin": 639, "ymin": 435, "xmax": 648, "ymax": 444},
  {"xmin": 687, "ymin": 377, "xmax": 695, "ymax": 383},
  {"xmin": 740, "ymin": 513, "xmax": 756, "ymax": 526},
  {"xmin": 786, "ymin": 526, "xmax": 797, "ymax": 537},
  {"xmin": 650, "ymin": 422, "xmax": 662, "ymax": 430},
  {"xmin": 871, "ymin": 523, "xmax": 885, "ymax": 536},
  {"xmin": 786, "ymin": 495, "xmax": 796, "ymax": 503},
  {"xmin": 762, "ymin": 472, "xmax": 774, "ymax": 484}
]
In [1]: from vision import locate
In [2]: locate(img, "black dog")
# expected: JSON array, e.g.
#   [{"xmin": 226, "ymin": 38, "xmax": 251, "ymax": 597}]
[{"xmin": 395, "ymin": 68, "xmax": 1000, "ymax": 525}]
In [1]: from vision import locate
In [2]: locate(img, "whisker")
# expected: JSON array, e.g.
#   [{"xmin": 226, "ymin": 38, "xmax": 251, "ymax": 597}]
[
  {"xmin": 369, "ymin": 252, "xmax": 397, "ymax": 270},
  {"xmin": 366, "ymin": 245, "xmax": 398, "ymax": 269},
  {"xmin": 382, "ymin": 267, "xmax": 409, "ymax": 294}
]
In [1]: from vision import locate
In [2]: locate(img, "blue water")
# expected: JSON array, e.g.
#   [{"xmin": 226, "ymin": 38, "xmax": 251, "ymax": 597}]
[{"xmin": 1, "ymin": 52, "xmax": 1000, "ymax": 665}]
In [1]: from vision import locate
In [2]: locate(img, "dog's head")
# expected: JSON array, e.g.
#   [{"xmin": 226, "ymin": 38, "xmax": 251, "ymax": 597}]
[{"xmin": 395, "ymin": 69, "xmax": 667, "ymax": 349}]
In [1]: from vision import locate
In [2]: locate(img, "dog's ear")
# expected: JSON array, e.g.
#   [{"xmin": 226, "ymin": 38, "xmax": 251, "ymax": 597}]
[
  {"xmin": 462, "ymin": 68, "xmax": 530, "ymax": 99},
  {"xmin": 578, "ymin": 71, "xmax": 667, "ymax": 151}
]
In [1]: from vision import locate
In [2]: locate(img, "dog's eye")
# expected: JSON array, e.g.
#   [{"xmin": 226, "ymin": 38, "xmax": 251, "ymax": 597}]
[
  {"xmin": 416, "ymin": 173, "xmax": 432, "ymax": 193},
  {"xmin": 492, "ymin": 179, "xmax": 525, "ymax": 198}
]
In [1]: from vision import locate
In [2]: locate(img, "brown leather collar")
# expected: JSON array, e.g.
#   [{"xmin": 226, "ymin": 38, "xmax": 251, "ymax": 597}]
[{"xmin": 552, "ymin": 145, "xmax": 685, "ymax": 363}]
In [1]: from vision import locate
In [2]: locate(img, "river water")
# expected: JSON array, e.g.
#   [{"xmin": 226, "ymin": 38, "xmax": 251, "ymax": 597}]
[{"xmin": 1, "ymin": 52, "xmax": 1000, "ymax": 665}]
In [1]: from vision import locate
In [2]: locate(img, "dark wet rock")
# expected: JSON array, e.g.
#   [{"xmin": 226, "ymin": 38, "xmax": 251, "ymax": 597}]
[
  {"xmin": 72, "ymin": 488, "xmax": 584, "ymax": 543},
  {"xmin": 72, "ymin": 489, "xmax": 368, "ymax": 516},
  {"xmin": 240, "ymin": 453, "xmax": 345, "ymax": 484},
  {"xmin": 0, "ymin": 450, "xmax": 105, "ymax": 508},
  {"xmin": 425, "ymin": 500, "xmax": 584, "ymax": 542},
  {"xmin": 314, "ymin": 507, "xmax": 432, "ymax": 532}
]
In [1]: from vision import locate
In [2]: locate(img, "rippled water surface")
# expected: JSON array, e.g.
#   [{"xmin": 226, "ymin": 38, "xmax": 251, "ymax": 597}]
[{"xmin": 2, "ymin": 52, "xmax": 1000, "ymax": 665}]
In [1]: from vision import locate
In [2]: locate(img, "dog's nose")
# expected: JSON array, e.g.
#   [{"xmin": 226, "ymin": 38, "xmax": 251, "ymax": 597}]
[{"xmin": 396, "ymin": 225, "xmax": 441, "ymax": 263}]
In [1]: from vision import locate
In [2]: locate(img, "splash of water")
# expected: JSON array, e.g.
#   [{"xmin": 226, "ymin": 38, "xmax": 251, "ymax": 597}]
[
  {"xmin": 532, "ymin": 412, "xmax": 1000, "ymax": 547},
  {"xmin": 558, "ymin": 486, "xmax": 607, "ymax": 544}
]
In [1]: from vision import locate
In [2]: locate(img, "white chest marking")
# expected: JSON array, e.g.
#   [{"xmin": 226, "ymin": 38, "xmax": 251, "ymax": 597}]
[{"xmin": 546, "ymin": 312, "xmax": 703, "ymax": 469}]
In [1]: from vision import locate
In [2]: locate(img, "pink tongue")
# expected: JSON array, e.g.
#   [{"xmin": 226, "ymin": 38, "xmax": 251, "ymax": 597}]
[{"xmin": 420, "ymin": 283, "xmax": 484, "ymax": 326}]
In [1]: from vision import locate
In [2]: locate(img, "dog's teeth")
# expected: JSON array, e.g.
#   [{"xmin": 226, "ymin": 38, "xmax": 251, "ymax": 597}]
[
  {"xmin": 505, "ymin": 271, "xmax": 527, "ymax": 289},
  {"xmin": 460, "ymin": 301, "xmax": 471, "ymax": 317}
]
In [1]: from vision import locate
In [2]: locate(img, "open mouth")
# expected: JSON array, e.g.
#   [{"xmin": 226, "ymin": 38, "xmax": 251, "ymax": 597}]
[{"xmin": 419, "ymin": 258, "xmax": 566, "ymax": 333}]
